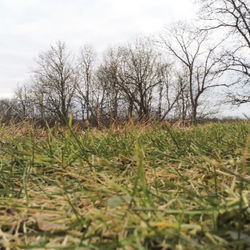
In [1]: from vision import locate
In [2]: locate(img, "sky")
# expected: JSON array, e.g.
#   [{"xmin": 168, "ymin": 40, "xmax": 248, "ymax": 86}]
[
  {"xmin": 0, "ymin": 0, "xmax": 249, "ymax": 117},
  {"xmin": 0, "ymin": 0, "xmax": 195, "ymax": 96}
]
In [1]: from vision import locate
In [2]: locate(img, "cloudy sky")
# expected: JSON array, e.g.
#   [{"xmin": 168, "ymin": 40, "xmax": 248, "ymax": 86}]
[
  {"xmin": 0, "ymin": 0, "xmax": 248, "ymax": 117},
  {"xmin": 0, "ymin": 0, "xmax": 196, "ymax": 96}
]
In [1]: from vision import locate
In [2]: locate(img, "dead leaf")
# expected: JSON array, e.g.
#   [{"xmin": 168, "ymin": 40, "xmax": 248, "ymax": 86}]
[
  {"xmin": 34, "ymin": 216, "xmax": 67, "ymax": 232},
  {"xmin": 6, "ymin": 208, "xmax": 15, "ymax": 216}
]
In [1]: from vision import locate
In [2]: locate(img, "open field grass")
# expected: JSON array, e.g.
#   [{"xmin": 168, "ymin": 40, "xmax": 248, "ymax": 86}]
[{"xmin": 0, "ymin": 121, "xmax": 249, "ymax": 249}]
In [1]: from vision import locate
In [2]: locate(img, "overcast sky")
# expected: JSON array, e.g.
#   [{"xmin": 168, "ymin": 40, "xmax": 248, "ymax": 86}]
[
  {"xmin": 0, "ymin": 0, "xmax": 196, "ymax": 96},
  {"xmin": 0, "ymin": 0, "xmax": 249, "ymax": 117}
]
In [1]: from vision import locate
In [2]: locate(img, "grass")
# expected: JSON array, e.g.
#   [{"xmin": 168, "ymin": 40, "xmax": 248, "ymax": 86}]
[{"xmin": 0, "ymin": 121, "xmax": 249, "ymax": 249}]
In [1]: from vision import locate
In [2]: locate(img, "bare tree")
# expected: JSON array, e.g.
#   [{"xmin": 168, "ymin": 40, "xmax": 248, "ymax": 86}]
[
  {"xmin": 199, "ymin": 0, "xmax": 250, "ymax": 105},
  {"xmin": 155, "ymin": 63, "xmax": 183, "ymax": 122},
  {"xmin": 14, "ymin": 84, "xmax": 35, "ymax": 119},
  {"xmin": 0, "ymin": 99, "xmax": 16, "ymax": 122},
  {"xmin": 32, "ymin": 41, "xmax": 78, "ymax": 124},
  {"xmin": 77, "ymin": 45, "xmax": 96, "ymax": 121},
  {"xmin": 161, "ymin": 23, "xmax": 225, "ymax": 124},
  {"xmin": 96, "ymin": 40, "xmax": 180, "ymax": 122},
  {"xmin": 97, "ymin": 48, "xmax": 123, "ymax": 121},
  {"xmin": 173, "ymin": 69, "xmax": 192, "ymax": 124},
  {"xmin": 115, "ymin": 39, "xmax": 166, "ymax": 121}
]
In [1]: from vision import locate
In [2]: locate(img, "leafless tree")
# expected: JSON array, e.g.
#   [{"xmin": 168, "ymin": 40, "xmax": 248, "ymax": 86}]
[
  {"xmin": 32, "ymin": 41, "xmax": 78, "ymax": 124},
  {"xmin": 173, "ymin": 69, "xmax": 192, "ymax": 124},
  {"xmin": 14, "ymin": 84, "xmax": 35, "ymax": 119},
  {"xmin": 97, "ymin": 48, "xmax": 123, "ymax": 121},
  {"xmin": 115, "ymin": 39, "xmax": 169, "ymax": 121},
  {"xmin": 199, "ymin": 0, "xmax": 250, "ymax": 105},
  {"xmin": 96, "ymin": 40, "xmax": 180, "ymax": 122},
  {"xmin": 77, "ymin": 45, "xmax": 96, "ymax": 120},
  {"xmin": 161, "ymin": 23, "xmax": 225, "ymax": 124},
  {"xmin": 155, "ymin": 63, "xmax": 183, "ymax": 121},
  {"xmin": 0, "ymin": 99, "xmax": 16, "ymax": 122},
  {"xmin": 89, "ymin": 74, "xmax": 111, "ymax": 125}
]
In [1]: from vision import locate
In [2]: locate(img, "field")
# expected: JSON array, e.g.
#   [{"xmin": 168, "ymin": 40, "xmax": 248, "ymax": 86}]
[{"xmin": 0, "ymin": 121, "xmax": 249, "ymax": 249}]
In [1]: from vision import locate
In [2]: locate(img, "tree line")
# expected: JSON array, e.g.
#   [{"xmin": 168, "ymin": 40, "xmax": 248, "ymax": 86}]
[{"xmin": 0, "ymin": 0, "xmax": 249, "ymax": 125}]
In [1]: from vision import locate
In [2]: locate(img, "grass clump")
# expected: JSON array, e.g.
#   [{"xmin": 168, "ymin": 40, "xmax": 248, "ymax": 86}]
[{"xmin": 0, "ymin": 121, "xmax": 249, "ymax": 249}]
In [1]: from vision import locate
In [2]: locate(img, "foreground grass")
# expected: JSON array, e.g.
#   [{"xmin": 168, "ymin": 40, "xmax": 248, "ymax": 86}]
[{"xmin": 0, "ymin": 121, "xmax": 249, "ymax": 249}]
